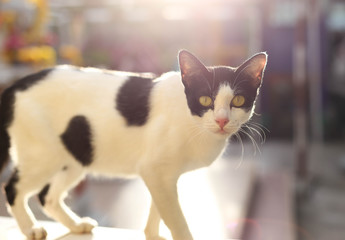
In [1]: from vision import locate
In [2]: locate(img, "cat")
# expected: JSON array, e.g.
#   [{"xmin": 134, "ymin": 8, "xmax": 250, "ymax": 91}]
[{"xmin": 0, "ymin": 50, "xmax": 267, "ymax": 240}]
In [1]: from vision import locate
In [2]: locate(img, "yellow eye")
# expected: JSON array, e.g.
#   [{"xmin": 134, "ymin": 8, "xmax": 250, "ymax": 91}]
[
  {"xmin": 232, "ymin": 95, "xmax": 245, "ymax": 107},
  {"xmin": 199, "ymin": 96, "xmax": 213, "ymax": 107}
]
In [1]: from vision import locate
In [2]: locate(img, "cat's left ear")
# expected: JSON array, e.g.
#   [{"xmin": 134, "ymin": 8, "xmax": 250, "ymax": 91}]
[
  {"xmin": 178, "ymin": 50, "xmax": 209, "ymax": 87},
  {"xmin": 235, "ymin": 52, "xmax": 268, "ymax": 88}
]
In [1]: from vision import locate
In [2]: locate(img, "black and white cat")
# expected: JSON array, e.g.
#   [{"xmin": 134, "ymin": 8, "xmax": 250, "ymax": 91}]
[{"xmin": 0, "ymin": 50, "xmax": 267, "ymax": 240}]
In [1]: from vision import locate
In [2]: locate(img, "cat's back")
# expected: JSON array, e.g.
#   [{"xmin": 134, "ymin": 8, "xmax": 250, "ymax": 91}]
[
  {"xmin": 9, "ymin": 67, "xmax": 120, "ymax": 121},
  {"xmin": 6, "ymin": 66, "xmax": 160, "ymax": 136},
  {"xmin": 16, "ymin": 66, "xmax": 128, "ymax": 106}
]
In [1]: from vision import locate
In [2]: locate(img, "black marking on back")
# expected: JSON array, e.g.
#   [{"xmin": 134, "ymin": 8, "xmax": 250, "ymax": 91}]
[
  {"xmin": 0, "ymin": 68, "xmax": 53, "ymax": 172},
  {"xmin": 61, "ymin": 116, "xmax": 93, "ymax": 166},
  {"xmin": 4, "ymin": 168, "xmax": 19, "ymax": 206},
  {"xmin": 116, "ymin": 76, "xmax": 155, "ymax": 126},
  {"xmin": 7, "ymin": 68, "xmax": 53, "ymax": 92},
  {"xmin": 38, "ymin": 184, "xmax": 50, "ymax": 206}
]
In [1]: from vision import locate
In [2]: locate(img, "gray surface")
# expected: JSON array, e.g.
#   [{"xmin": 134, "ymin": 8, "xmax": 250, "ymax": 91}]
[{"xmin": 298, "ymin": 143, "xmax": 345, "ymax": 240}]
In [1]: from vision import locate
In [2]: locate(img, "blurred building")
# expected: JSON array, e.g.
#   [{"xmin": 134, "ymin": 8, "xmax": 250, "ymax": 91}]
[{"xmin": 1, "ymin": 0, "xmax": 344, "ymax": 141}]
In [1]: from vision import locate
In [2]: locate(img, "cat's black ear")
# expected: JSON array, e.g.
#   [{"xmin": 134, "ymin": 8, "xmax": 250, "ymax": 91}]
[
  {"xmin": 235, "ymin": 52, "xmax": 268, "ymax": 88},
  {"xmin": 178, "ymin": 50, "xmax": 209, "ymax": 87}
]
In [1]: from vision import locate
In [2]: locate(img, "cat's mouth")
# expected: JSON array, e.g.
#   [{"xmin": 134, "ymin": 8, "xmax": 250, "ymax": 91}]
[
  {"xmin": 214, "ymin": 125, "xmax": 240, "ymax": 136},
  {"xmin": 216, "ymin": 129, "xmax": 231, "ymax": 136}
]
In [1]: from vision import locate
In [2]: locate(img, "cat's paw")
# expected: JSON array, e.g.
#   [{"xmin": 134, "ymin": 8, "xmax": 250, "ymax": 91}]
[
  {"xmin": 145, "ymin": 235, "xmax": 166, "ymax": 240},
  {"xmin": 25, "ymin": 226, "xmax": 47, "ymax": 240},
  {"xmin": 69, "ymin": 217, "xmax": 98, "ymax": 234}
]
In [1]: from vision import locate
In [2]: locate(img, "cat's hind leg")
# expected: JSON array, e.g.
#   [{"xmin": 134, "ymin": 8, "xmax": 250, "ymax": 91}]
[
  {"xmin": 4, "ymin": 167, "xmax": 53, "ymax": 240},
  {"xmin": 38, "ymin": 165, "xmax": 98, "ymax": 234}
]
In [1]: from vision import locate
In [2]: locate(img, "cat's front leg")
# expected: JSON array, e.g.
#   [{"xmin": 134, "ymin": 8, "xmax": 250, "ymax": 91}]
[
  {"xmin": 141, "ymin": 169, "xmax": 193, "ymax": 240},
  {"xmin": 144, "ymin": 201, "xmax": 165, "ymax": 240}
]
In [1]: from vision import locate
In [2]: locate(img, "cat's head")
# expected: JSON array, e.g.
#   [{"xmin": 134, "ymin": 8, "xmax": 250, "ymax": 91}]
[{"xmin": 178, "ymin": 50, "xmax": 267, "ymax": 138}]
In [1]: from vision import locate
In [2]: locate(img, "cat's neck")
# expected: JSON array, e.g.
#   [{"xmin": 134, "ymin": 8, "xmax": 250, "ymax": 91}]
[
  {"xmin": 148, "ymin": 73, "xmax": 228, "ymax": 171},
  {"xmin": 153, "ymin": 72, "xmax": 229, "ymax": 141}
]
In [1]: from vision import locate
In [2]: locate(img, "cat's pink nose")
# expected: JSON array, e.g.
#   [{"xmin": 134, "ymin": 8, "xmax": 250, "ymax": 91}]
[{"xmin": 215, "ymin": 118, "xmax": 229, "ymax": 129}]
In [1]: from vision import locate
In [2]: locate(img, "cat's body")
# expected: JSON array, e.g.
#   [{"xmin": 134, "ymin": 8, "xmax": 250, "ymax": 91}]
[
  {"xmin": 0, "ymin": 50, "xmax": 267, "ymax": 240},
  {"xmin": 8, "ymin": 68, "xmax": 225, "ymax": 175}
]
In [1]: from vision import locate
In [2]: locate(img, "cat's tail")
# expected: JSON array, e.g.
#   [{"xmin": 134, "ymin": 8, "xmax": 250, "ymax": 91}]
[{"xmin": 0, "ymin": 89, "xmax": 12, "ymax": 174}]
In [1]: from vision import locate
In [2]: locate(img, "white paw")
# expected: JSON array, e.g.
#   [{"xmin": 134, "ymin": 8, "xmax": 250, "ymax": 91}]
[
  {"xmin": 70, "ymin": 217, "xmax": 98, "ymax": 234},
  {"xmin": 25, "ymin": 226, "xmax": 47, "ymax": 240},
  {"xmin": 145, "ymin": 235, "xmax": 166, "ymax": 240}
]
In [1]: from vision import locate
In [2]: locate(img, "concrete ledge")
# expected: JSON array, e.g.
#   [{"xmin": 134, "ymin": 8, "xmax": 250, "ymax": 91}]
[{"xmin": 242, "ymin": 171, "xmax": 296, "ymax": 240}]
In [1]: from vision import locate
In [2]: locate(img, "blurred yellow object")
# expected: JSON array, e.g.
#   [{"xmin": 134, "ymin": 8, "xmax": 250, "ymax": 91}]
[
  {"xmin": 1, "ymin": 12, "xmax": 16, "ymax": 25},
  {"xmin": 59, "ymin": 45, "xmax": 83, "ymax": 66},
  {"xmin": 25, "ymin": 0, "xmax": 48, "ymax": 43},
  {"xmin": 17, "ymin": 46, "xmax": 56, "ymax": 66}
]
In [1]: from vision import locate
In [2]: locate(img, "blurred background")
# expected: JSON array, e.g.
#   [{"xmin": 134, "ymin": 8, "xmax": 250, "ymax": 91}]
[{"xmin": 0, "ymin": 0, "xmax": 345, "ymax": 240}]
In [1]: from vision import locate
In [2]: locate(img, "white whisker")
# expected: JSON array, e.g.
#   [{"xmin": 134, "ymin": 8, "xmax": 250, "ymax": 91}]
[
  {"xmin": 239, "ymin": 128, "xmax": 261, "ymax": 156},
  {"xmin": 234, "ymin": 132, "xmax": 244, "ymax": 169},
  {"xmin": 250, "ymin": 121, "xmax": 270, "ymax": 133},
  {"xmin": 243, "ymin": 124, "xmax": 265, "ymax": 144},
  {"xmin": 246, "ymin": 121, "xmax": 269, "ymax": 143}
]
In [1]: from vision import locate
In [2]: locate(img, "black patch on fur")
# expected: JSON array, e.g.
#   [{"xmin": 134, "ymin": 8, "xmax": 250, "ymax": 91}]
[
  {"xmin": 61, "ymin": 116, "xmax": 93, "ymax": 166},
  {"xmin": 0, "ymin": 69, "xmax": 53, "ymax": 172},
  {"xmin": 5, "ymin": 169, "xmax": 19, "ymax": 206},
  {"xmin": 7, "ymin": 68, "xmax": 53, "ymax": 92},
  {"xmin": 179, "ymin": 50, "xmax": 265, "ymax": 116},
  {"xmin": 213, "ymin": 66, "xmax": 259, "ymax": 110},
  {"xmin": 182, "ymin": 68, "xmax": 218, "ymax": 117},
  {"xmin": 116, "ymin": 76, "xmax": 155, "ymax": 126},
  {"xmin": 38, "ymin": 184, "xmax": 50, "ymax": 206},
  {"xmin": 182, "ymin": 66, "xmax": 260, "ymax": 116},
  {"xmin": 62, "ymin": 166, "xmax": 68, "ymax": 171}
]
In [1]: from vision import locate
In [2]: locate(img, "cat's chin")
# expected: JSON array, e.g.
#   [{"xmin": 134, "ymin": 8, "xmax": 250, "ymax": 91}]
[{"xmin": 213, "ymin": 129, "xmax": 232, "ymax": 138}]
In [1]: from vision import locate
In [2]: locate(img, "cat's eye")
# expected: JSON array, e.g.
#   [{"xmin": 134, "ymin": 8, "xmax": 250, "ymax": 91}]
[
  {"xmin": 232, "ymin": 95, "xmax": 245, "ymax": 107},
  {"xmin": 199, "ymin": 96, "xmax": 213, "ymax": 107}
]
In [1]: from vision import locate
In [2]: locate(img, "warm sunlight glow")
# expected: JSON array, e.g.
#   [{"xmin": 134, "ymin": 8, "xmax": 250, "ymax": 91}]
[{"xmin": 159, "ymin": 168, "xmax": 226, "ymax": 240}]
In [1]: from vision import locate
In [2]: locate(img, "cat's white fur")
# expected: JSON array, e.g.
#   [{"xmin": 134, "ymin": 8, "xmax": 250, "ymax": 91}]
[{"xmin": 4, "ymin": 51, "xmax": 266, "ymax": 240}]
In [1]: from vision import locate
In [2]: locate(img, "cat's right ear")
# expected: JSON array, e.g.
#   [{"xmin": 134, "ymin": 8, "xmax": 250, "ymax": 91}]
[
  {"xmin": 235, "ymin": 52, "xmax": 268, "ymax": 89},
  {"xmin": 178, "ymin": 50, "xmax": 208, "ymax": 87}
]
